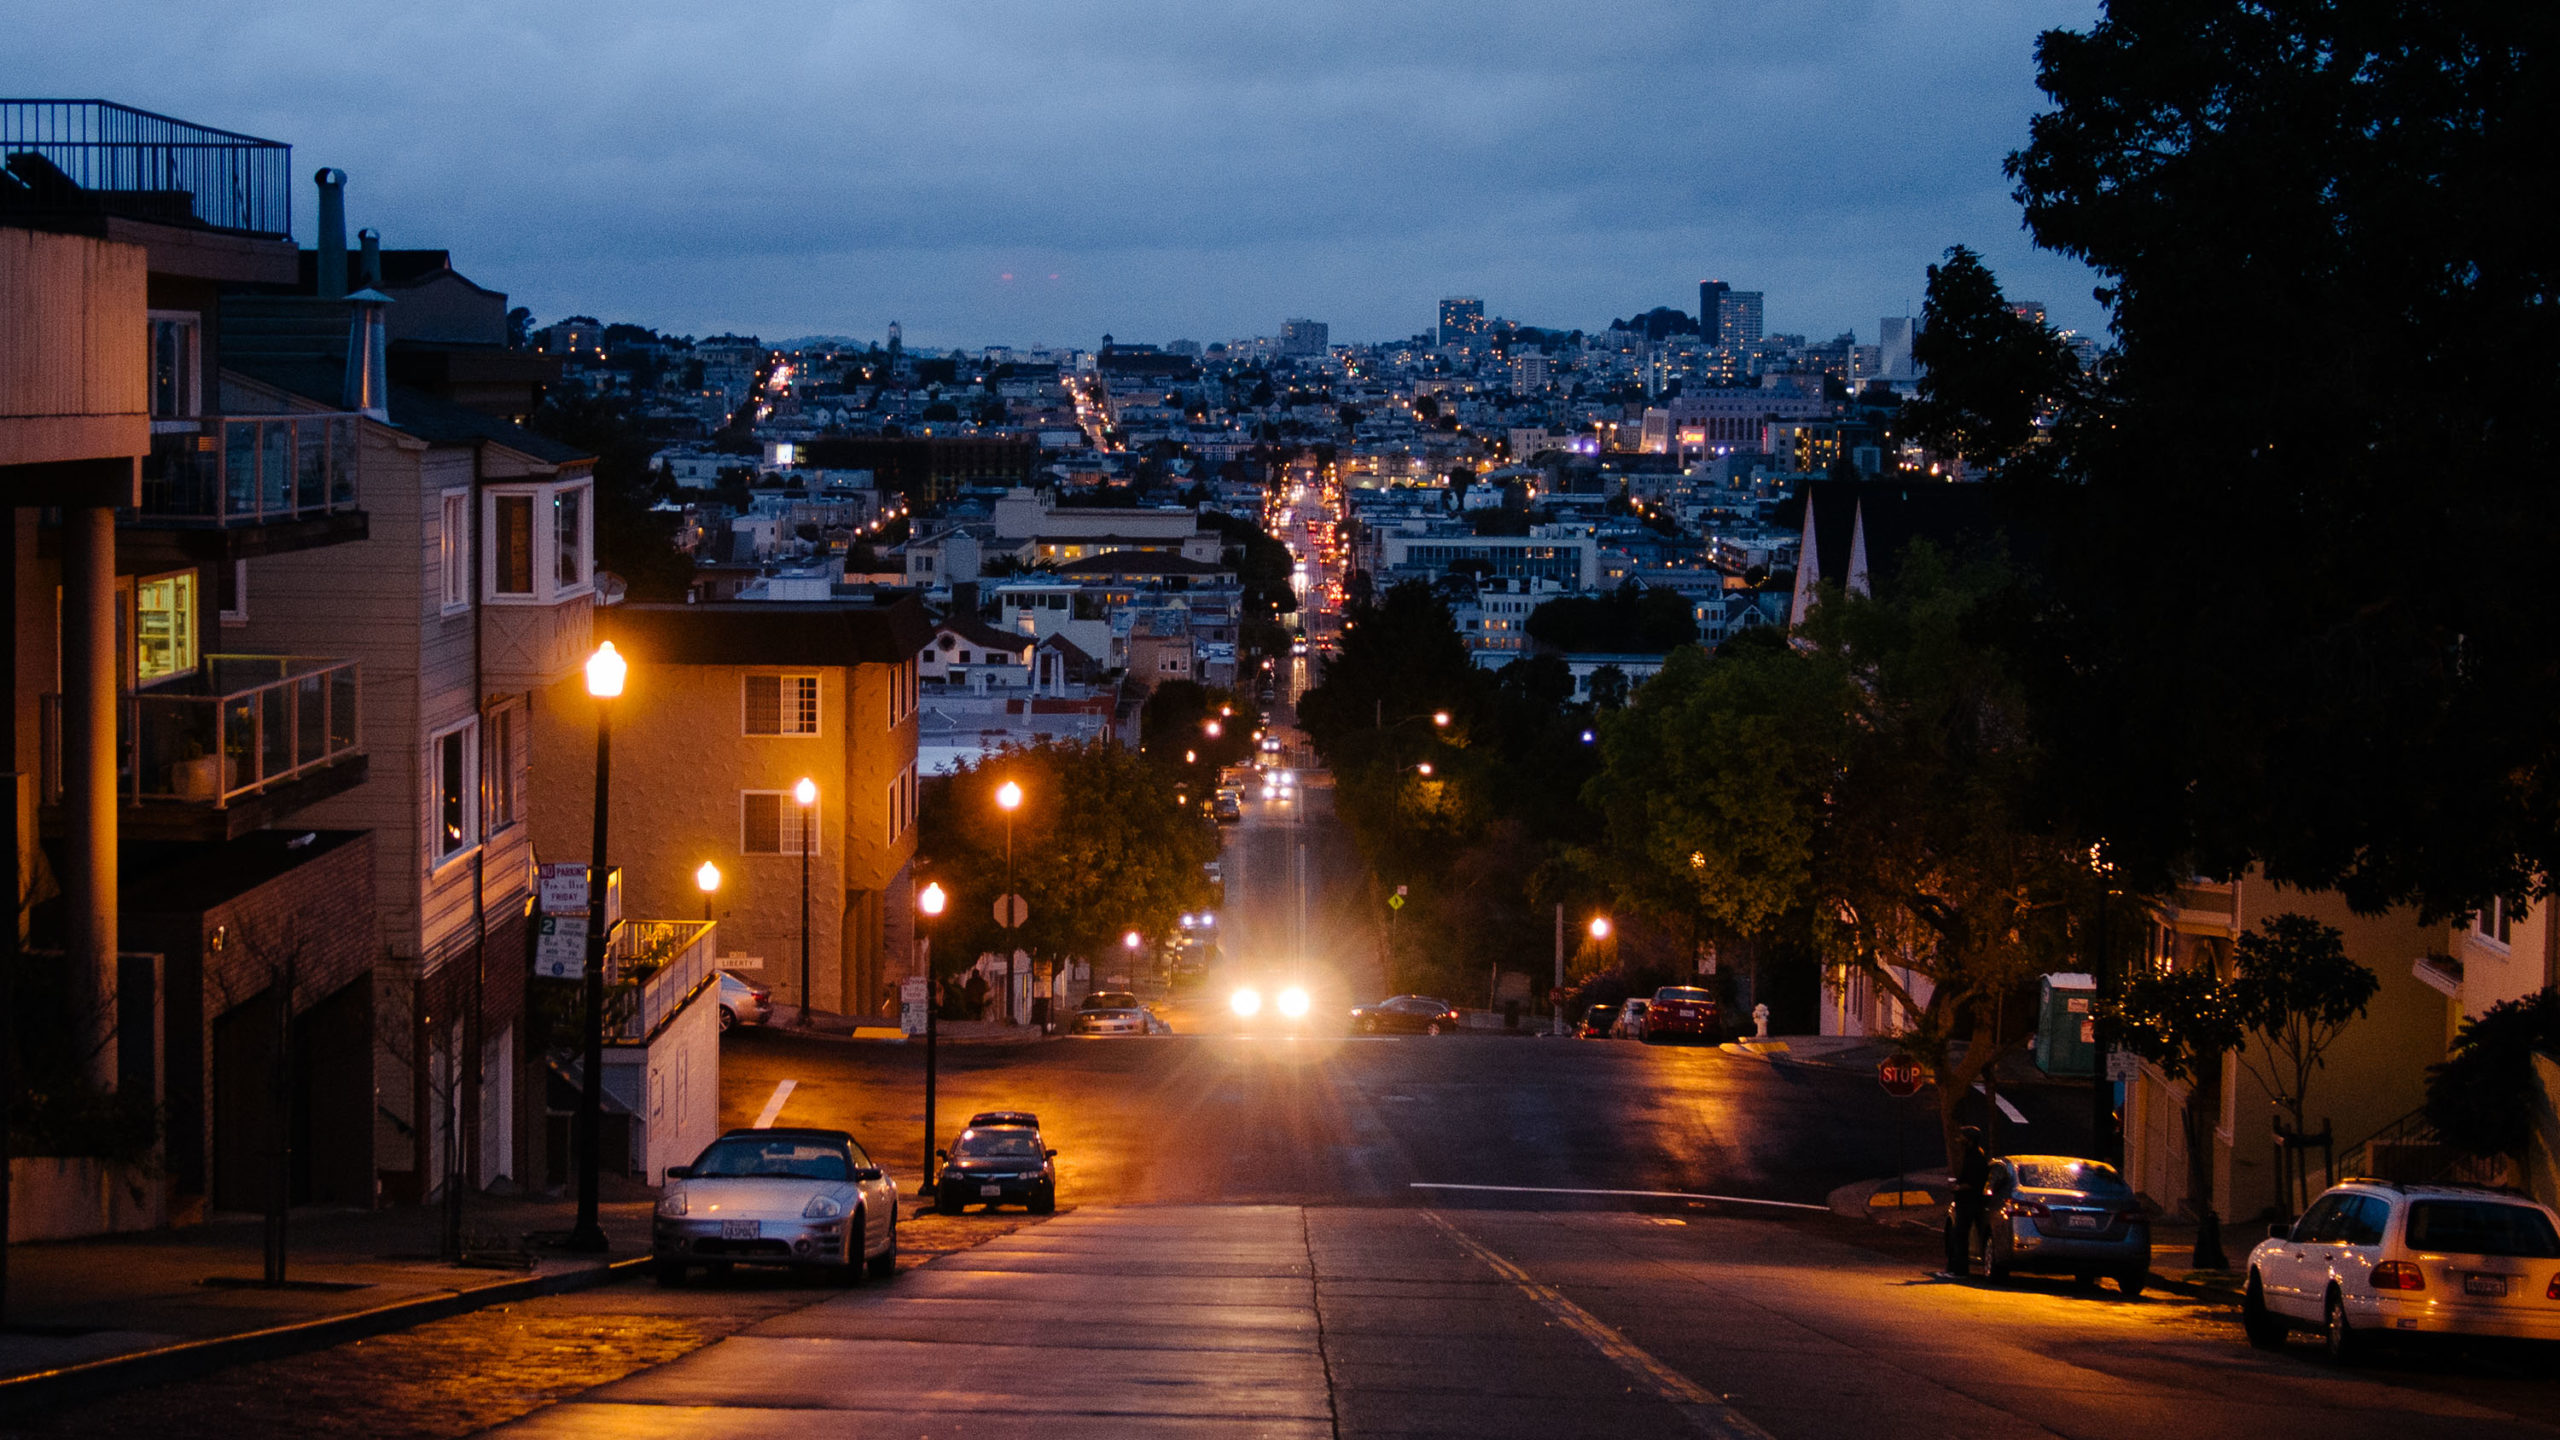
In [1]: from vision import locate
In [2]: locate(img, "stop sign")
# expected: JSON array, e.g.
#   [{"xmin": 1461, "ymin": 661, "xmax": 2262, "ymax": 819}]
[{"xmin": 1877, "ymin": 1057, "xmax": 1927, "ymax": 1097}]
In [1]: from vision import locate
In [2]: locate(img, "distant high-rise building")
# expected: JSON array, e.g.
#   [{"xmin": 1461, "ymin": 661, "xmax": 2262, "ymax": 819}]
[
  {"xmin": 2008, "ymin": 300, "xmax": 2048, "ymax": 327},
  {"xmin": 1879, "ymin": 316, "xmax": 1920, "ymax": 382},
  {"xmin": 1280, "ymin": 318, "xmax": 1329, "ymax": 356},
  {"xmin": 1698, "ymin": 280, "xmax": 1730, "ymax": 343},
  {"xmin": 1438, "ymin": 297, "xmax": 1485, "ymax": 345},
  {"xmin": 1717, "ymin": 291, "xmax": 1764, "ymax": 347},
  {"xmin": 1509, "ymin": 348, "xmax": 1550, "ymax": 397}
]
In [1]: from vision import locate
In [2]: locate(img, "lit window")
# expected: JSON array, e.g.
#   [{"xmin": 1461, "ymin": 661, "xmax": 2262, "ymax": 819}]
[
  {"xmin": 744, "ymin": 674, "xmax": 821, "ymax": 736},
  {"xmin": 134, "ymin": 571, "xmax": 197, "ymax": 683},
  {"xmin": 555, "ymin": 485, "xmax": 586, "ymax": 589},
  {"xmin": 741, "ymin": 791, "xmax": 819, "ymax": 855},
  {"xmin": 485, "ymin": 704, "xmax": 522, "ymax": 832},
  {"xmin": 431, "ymin": 719, "xmax": 481, "ymax": 863}
]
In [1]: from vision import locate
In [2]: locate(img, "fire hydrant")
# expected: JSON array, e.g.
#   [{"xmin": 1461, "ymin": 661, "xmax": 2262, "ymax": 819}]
[{"xmin": 1752, "ymin": 1003, "xmax": 1771, "ymax": 1040}]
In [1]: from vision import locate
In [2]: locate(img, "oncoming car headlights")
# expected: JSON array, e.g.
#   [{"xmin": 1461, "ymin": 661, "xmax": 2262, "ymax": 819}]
[
  {"xmin": 1230, "ymin": 986, "xmax": 1263, "ymax": 1018},
  {"xmin": 1277, "ymin": 986, "xmax": 1311, "ymax": 1018}
]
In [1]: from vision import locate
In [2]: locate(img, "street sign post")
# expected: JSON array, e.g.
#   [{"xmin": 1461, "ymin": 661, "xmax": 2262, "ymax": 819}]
[
  {"xmin": 1877, "ymin": 1056, "xmax": 1928, "ymax": 1097},
  {"xmin": 899, "ymin": 977, "xmax": 929, "ymax": 1036},
  {"xmin": 993, "ymin": 894, "xmax": 1030, "ymax": 928},
  {"xmin": 2105, "ymin": 1048, "xmax": 2140, "ymax": 1083},
  {"xmin": 534, "ymin": 914, "xmax": 589, "ymax": 980}
]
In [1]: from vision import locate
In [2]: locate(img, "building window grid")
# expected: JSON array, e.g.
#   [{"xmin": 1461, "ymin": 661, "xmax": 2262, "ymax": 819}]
[
  {"xmin": 2474, "ymin": 898, "xmax": 2512, "ymax": 948},
  {"xmin": 485, "ymin": 702, "xmax": 523, "ymax": 833},
  {"xmin": 741, "ymin": 790, "xmax": 819, "ymax": 856},
  {"xmin": 440, "ymin": 489, "xmax": 472, "ymax": 611},
  {"xmin": 744, "ymin": 673, "xmax": 822, "ymax": 736}
]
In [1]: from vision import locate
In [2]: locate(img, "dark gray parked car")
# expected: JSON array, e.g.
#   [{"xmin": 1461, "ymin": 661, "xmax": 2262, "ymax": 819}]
[{"xmin": 1952, "ymin": 1155, "xmax": 2152, "ymax": 1297}]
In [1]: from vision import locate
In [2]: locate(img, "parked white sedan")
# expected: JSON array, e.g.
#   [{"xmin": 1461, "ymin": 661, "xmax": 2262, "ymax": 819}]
[
  {"xmin": 2243, "ymin": 1180, "xmax": 2560, "ymax": 1360},
  {"xmin": 652, "ymin": 1128, "xmax": 899, "ymax": 1285}
]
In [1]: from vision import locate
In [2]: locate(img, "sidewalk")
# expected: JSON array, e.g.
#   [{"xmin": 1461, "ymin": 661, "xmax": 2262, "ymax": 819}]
[
  {"xmin": 771, "ymin": 1009, "xmax": 1053, "ymax": 1044},
  {"xmin": 1, "ymin": 1188, "xmax": 655, "ymax": 1384},
  {"xmin": 1724, "ymin": 1033, "xmax": 2074, "ymax": 1088}
]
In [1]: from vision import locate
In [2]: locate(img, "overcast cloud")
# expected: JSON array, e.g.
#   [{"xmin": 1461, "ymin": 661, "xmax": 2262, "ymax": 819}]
[{"xmin": 15, "ymin": 0, "xmax": 2107, "ymax": 348}]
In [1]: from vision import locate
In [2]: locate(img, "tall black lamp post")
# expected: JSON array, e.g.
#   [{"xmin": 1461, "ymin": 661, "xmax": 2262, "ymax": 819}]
[
  {"xmin": 918, "ymin": 880, "xmax": 946, "ymax": 1191},
  {"xmin": 569, "ymin": 639, "xmax": 625, "ymax": 1254},
  {"xmin": 795, "ymin": 777, "xmax": 817, "ymax": 1025}
]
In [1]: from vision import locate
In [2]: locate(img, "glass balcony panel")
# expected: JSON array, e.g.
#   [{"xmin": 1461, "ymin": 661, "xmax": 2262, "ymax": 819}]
[
  {"xmin": 329, "ymin": 668, "xmax": 357, "ymax": 753},
  {"xmin": 297, "ymin": 419, "xmax": 330, "ymax": 512},
  {"xmin": 295, "ymin": 674, "xmax": 325, "ymax": 768},
  {"xmin": 262, "ymin": 423, "xmax": 291, "ymax": 516},
  {"xmin": 330, "ymin": 418, "xmax": 358, "ymax": 507},
  {"xmin": 225, "ymin": 423, "xmax": 258, "ymax": 517},
  {"xmin": 260, "ymin": 686, "xmax": 290, "ymax": 784}
]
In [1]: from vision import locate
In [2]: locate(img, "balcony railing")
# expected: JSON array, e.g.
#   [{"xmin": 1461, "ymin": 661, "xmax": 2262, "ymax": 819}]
[
  {"xmin": 44, "ymin": 655, "xmax": 360, "ymax": 809},
  {"xmin": 605, "ymin": 920, "xmax": 719, "ymax": 1044},
  {"xmin": 1, "ymin": 99, "xmax": 291, "ymax": 237},
  {"xmin": 136, "ymin": 414, "xmax": 361, "ymax": 527}
]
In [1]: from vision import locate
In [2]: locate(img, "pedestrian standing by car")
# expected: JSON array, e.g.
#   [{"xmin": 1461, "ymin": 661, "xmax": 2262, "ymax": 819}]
[
  {"xmin": 1944, "ymin": 1125, "xmax": 1990, "ymax": 1276},
  {"xmin": 964, "ymin": 970, "xmax": 990, "ymax": 1021}
]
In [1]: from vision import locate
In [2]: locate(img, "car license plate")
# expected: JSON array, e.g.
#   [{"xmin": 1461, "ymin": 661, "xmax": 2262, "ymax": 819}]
[
  {"xmin": 2067, "ymin": 1213, "xmax": 2100, "ymax": 1229},
  {"xmin": 980, "ymin": 1184, "xmax": 1003, "ymax": 1197},
  {"xmin": 2464, "ymin": 1273, "xmax": 2508, "ymax": 1297},
  {"xmin": 721, "ymin": 1219, "xmax": 759, "ymax": 1240}
]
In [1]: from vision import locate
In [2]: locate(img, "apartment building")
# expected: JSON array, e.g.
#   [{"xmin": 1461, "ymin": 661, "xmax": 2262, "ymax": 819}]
[
  {"xmin": 5, "ymin": 101, "xmax": 384, "ymax": 1229},
  {"xmin": 530, "ymin": 600, "xmax": 930, "ymax": 1023}
]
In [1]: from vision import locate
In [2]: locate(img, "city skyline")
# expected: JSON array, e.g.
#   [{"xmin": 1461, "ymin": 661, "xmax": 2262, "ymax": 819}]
[{"xmin": 18, "ymin": 0, "xmax": 2108, "ymax": 347}]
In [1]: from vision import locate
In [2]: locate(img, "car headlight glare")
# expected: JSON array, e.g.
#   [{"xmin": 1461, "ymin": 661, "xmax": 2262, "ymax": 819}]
[
  {"xmin": 803, "ymin": 1194, "xmax": 846, "ymax": 1219},
  {"xmin": 657, "ymin": 1191, "xmax": 688, "ymax": 1218},
  {"xmin": 1231, "ymin": 986, "xmax": 1262, "ymax": 1017},
  {"xmin": 1278, "ymin": 986, "xmax": 1311, "ymax": 1018}
]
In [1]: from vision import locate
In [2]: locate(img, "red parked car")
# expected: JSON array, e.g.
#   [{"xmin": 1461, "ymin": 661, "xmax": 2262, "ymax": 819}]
[{"xmin": 1643, "ymin": 986, "xmax": 1719, "ymax": 1043}]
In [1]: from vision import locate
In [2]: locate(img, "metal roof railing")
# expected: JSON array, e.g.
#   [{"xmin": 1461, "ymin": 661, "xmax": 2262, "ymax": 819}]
[{"xmin": 0, "ymin": 99, "xmax": 290, "ymax": 237}]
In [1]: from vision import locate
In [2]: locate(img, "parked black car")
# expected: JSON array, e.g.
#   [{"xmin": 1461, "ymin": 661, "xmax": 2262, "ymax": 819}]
[
  {"xmin": 1350, "ymin": 995, "xmax": 1461, "ymax": 1035},
  {"xmin": 935, "ymin": 1117, "xmax": 1058, "ymax": 1214}
]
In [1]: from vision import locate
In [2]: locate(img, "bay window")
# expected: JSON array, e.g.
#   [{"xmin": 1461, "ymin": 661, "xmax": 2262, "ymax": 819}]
[{"xmin": 481, "ymin": 477, "xmax": 594, "ymax": 603}]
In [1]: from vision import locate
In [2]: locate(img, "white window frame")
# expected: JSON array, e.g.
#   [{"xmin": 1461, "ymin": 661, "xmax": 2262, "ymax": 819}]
[
  {"xmin": 219, "ymin": 558, "xmax": 249, "ymax": 628},
  {"xmin": 440, "ymin": 488, "xmax": 473, "ymax": 614},
  {"xmin": 886, "ymin": 761, "xmax": 917, "ymax": 842},
  {"xmin": 484, "ymin": 700, "xmax": 524, "ymax": 835},
  {"xmin": 481, "ymin": 478, "xmax": 595, "ymax": 605},
  {"xmin": 429, "ymin": 717, "xmax": 482, "ymax": 870},
  {"xmin": 2473, "ymin": 898, "xmax": 2512, "ymax": 949},
  {"xmin": 741, "ymin": 790, "xmax": 819, "ymax": 856},
  {"xmin": 743, "ymin": 673, "xmax": 823, "ymax": 737}
]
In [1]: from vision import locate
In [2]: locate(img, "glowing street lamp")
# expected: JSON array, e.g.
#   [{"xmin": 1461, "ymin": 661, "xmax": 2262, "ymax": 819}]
[
  {"xmin": 1589, "ymin": 916, "xmax": 1613, "ymax": 941},
  {"xmin": 569, "ymin": 641, "xmax": 625, "ymax": 1253},
  {"xmin": 995, "ymin": 780, "xmax": 1023, "ymax": 1021},
  {"xmin": 795, "ymin": 778, "xmax": 817, "ymax": 1027},
  {"xmin": 918, "ymin": 880, "xmax": 948, "ymax": 1187},
  {"xmin": 696, "ymin": 859, "xmax": 721, "ymax": 921}
]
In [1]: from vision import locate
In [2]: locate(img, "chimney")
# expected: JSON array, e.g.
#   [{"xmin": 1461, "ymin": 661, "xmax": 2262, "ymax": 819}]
[
  {"xmin": 314, "ymin": 168, "xmax": 348, "ymax": 299},
  {"xmin": 343, "ymin": 221, "xmax": 392, "ymax": 419},
  {"xmin": 357, "ymin": 227, "xmax": 383, "ymax": 290}
]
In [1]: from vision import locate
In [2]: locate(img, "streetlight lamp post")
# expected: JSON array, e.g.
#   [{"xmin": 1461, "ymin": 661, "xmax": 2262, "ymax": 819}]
[
  {"xmin": 795, "ymin": 778, "xmax": 817, "ymax": 1026},
  {"xmin": 917, "ymin": 881, "xmax": 946, "ymax": 1193},
  {"xmin": 996, "ymin": 779, "xmax": 1022, "ymax": 1022},
  {"xmin": 696, "ymin": 860, "xmax": 720, "ymax": 924},
  {"xmin": 569, "ymin": 640, "xmax": 625, "ymax": 1254}
]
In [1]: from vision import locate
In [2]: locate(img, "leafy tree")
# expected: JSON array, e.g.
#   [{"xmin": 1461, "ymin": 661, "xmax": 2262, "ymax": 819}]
[
  {"xmin": 1524, "ymin": 582, "xmax": 1698, "ymax": 653},
  {"xmin": 2426, "ymin": 990, "xmax": 2560, "ymax": 1166},
  {"xmin": 914, "ymin": 742, "xmax": 1219, "ymax": 975},
  {"xmin": 2229, "ymin": 913, "xmax": 2379, "ymax": 1152},
  {"xmin": 1900, "ymin": 246, "xmax": 2082, "ymax": 476},
  {"xmin": 2104, "ymin": 960, "xmax": 2242, "ymax": 1264},
  {"xmin": 1586, "ymin": 549, "xmax": 2100, "ymax": 1165},
  {"xmin": 2005, "ymin": 1, "xmax": 2560, "ymax": 916}
]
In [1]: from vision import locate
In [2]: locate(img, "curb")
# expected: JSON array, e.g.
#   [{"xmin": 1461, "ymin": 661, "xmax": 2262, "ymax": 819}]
[{"xmin": 0, "ymin": 1253, "xmax": 649, "ymax": 1419}]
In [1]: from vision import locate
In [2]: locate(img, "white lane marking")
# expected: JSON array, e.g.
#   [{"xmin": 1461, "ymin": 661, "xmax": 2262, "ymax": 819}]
[
  {"xmin": 1422, "ymin": 1210, "xmax": 1776, "ymax": 1439},
  {"xmin": 1972, "ymin": 1082, "xmax": 2029, "ymax": 1125},
  {"xmin": 1410, "ymin": 1182, "xmax": 1827, "ymax": 1212},
  {"xmin": 752, "ymin": 1079, "xmax": 797, "ymax": 1129}
]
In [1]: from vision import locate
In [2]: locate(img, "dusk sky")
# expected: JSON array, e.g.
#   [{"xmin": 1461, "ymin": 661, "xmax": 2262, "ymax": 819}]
[{"xmin": 22, "ymin": 0, "xmax": 2108, "ymax": 350}]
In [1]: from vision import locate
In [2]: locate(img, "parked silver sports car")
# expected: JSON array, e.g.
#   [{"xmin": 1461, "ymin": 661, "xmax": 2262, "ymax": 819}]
[{"xmin": 652, "ymin": 1127, "xmax": 898, "ymax": 1284}]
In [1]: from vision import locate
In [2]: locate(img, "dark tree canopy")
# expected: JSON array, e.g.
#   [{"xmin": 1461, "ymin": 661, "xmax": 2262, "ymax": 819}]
[
  {"xmin": 2006, "ymin": 1, "xmax": 2560, "ymax": 916},
  {"xmin": 1901, "ymin": 245, "xmax": 2082, "ymax": 476},
  {"xmin": 1525, "ymin": 583, "xmax": 1699, "ymax": 654}
]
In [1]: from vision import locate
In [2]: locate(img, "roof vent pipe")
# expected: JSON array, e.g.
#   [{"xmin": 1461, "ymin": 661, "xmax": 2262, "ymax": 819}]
[
  {"xmin": 357, "ymin": 227, "xmax": 382, "ymax": 291},
  {"xmin": 314, "ymin": 168, "xmax": 348, "ymax": 299}
]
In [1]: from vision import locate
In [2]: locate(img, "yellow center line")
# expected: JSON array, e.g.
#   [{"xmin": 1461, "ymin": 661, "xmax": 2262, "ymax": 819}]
[{"xmin": 1421, "ymin": 1210, "xmax": 1776, "ymax": 1440}]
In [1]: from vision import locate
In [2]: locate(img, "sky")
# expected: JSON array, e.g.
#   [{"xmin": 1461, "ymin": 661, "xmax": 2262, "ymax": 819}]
[{"xmin": 16, "ymin": 0, "xmax": 2109, "ymax": 350}]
